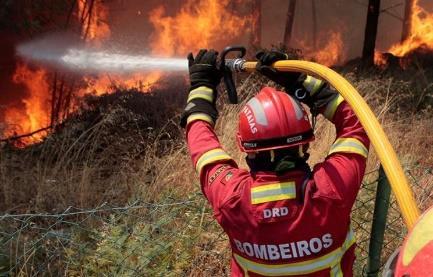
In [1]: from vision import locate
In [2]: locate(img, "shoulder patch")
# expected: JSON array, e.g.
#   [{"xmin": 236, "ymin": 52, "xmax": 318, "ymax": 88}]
[
  {"xmin": 208, "ymin": 165, "xmax": 228, "ymax": 185},
  {"xmin": 220, "ymin": 171, "xmax": 234, "ymax": 186}
]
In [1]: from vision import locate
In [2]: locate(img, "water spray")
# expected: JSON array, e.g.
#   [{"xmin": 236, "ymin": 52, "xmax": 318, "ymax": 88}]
[
  {"xmin": 60, "ymin": 49, "xmax": 188, "ymax": 72},
  {"xmin": 18, "ymin": 44, "xmax": 188, "ymax": 73},
  {"xmin": 17, "ymin": 40, "xmax": 245, "ymax": 101},
  {"xmin": 15, "ymin": 40, "xmax": 424, "ymax": 221}
]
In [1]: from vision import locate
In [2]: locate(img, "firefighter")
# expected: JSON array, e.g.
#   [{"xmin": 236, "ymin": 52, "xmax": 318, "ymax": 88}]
[
  {"xmin": 383, "ymin": 206, "xmax": 433, "ymax": 276},
  {"xmin": 180, "ymin": 49, "xmax": 370, "ymax": 276}
]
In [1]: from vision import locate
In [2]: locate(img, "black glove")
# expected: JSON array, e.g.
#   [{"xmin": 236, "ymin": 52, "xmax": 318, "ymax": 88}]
[
  {"xmin": 187, "ymin": 49, "xmax": 222, "ymax": 91},
  {"xmin": 295, "ymin": 75, "xmax": 338, "ymax": 110},
  {"xmin": 255, "ymin": 50, "xmax": 302, "ymax": 89},
  {"xmin": 180, "ymin": 49, "xmax": 222, "ymax": 128},
  {"xmin": 256, "ymin": 50, "xmax": 338, "ymax": 111}
]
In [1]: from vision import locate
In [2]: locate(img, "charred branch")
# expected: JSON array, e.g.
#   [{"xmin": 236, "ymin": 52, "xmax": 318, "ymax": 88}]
[
  {"xmin": 84, "ymin": 0, "xmax": 95, "ymax": 40},
  {"xmin": 1, "ymin": 126, "xmax": 52, "ymax": 143},
  {"xmin": 65, "ymin": 0, "xmax": 78, "ymax": 28}
]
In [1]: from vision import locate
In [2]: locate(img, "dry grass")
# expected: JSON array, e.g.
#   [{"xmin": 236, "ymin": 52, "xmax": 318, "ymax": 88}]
[
  {"xmin": 0, "ymin": 80, "xmax": 186, "ymax": 213},
  {"xmin": 1, "ymin": 69, "xmax": 433, "ymax": 276}
]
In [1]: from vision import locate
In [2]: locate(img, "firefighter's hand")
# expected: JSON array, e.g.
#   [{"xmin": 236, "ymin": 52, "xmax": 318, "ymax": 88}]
[
  {"xmin": 187, "ymin": 49, "xmax": 222, "ymax": 92},
  {"xmin": 180, "ymin": 49, "xmax": 220, "ymax": 128},
  {"xmin": 256, "ymin": 49, "xmax": 301, "ymax": 89},
  {"xmin": 296, "ymin": 76, "xmax": 338, "ymax": 110}
]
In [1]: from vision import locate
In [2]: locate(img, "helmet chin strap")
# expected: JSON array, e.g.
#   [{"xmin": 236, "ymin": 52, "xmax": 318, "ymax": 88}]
[
  {"xmin": 246, "ymin": 146, "xmax": 310, "ymax": 174},
  {"xmin": 298, "ymin": 145, "xmax": 304, "ymax": 158}
]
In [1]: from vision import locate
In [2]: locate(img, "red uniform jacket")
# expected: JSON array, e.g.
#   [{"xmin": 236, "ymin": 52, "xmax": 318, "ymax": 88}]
[{"xmin": 186, "ymin": 93, "xmax": 369, "ymax": 276}]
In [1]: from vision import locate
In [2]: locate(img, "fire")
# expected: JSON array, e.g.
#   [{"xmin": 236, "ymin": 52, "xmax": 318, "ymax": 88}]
[
  {"xmin": 3, "ymin": 64, "xmax": 50, "ymax": 143},
  {"xmin": 388, "ymin": 0, "xmax": 433, "ymax": 57},
  {"xmin": 298, "ymin": 32, "xmax": 345, "ymax": 67},
  {"xmin": 148, "ymin": 0, "xmax": 249, "ymax": 56},
  {"xmin": 3, "ymin": 0, "xmax": 250, "ymax": 145},
  {"xmin": 311, "ymin": 32, "xmax": 345, "ymax": 67},
  {"xmin": 374, "ymin": 51, "xmax": 387, "ymax": 68},
  {"xmin": 77, "ymin": 0, "xmax": 161, "ymax": 97},
  {"xmin": 81, "ymin": 0, "xmax": 251, "ymax": 98},
  {"xmin": 77, "ymin": 0, "xmax": 111, "ymax": 43},
  {"xmin": 76, "ymin": 0, "xmax": 162, "ymax": 99},
  {"xmin": 79, "ymin": 72, "xmax": 162, "ymax": 96}
]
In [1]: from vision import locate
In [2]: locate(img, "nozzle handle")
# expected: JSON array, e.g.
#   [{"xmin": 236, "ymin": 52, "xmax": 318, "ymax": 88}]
[{"xmin": 220, "ymin": 46, "xmax": 247, "ymax": 104}]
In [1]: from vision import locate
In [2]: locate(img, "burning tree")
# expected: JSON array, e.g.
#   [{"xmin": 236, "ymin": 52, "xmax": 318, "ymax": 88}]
[
  {"xmin": 402, "ymin": 0, "xmax": 415, "ymax": 42},
  {"xmin": 4, "ymin": 0, "xmax": 433, "ymax": 146},
  {"xmin": 362, "ymin": 0, "xmax": 381, "ymax": 66},
  {"xmin": 1, "ymin": 0, "xmax": 251, "ymax": 146},
  {"xmin": 375, "ymin": 0, "xmax": 433, "ymax": 67}
]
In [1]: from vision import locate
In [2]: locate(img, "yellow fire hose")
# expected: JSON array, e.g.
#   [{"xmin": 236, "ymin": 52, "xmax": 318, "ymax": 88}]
[{"xmin": 240, "ymin": 60, "xmax": 420, "ymax": 229}]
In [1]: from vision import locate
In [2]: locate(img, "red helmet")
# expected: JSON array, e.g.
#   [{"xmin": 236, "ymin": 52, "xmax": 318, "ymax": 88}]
[
  {"xmin": 237, "ymin": 87, "xmax": 314, "ymax": 153},
  {"xmin": 394, "ymin": 206, "xmax": 433, "ymax": 276}
]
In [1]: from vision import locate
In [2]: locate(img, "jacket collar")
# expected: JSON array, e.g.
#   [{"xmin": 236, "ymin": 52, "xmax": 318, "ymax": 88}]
[{"xmin": 250, "ymin": 164, "xmax": 311, "ymax": 183}]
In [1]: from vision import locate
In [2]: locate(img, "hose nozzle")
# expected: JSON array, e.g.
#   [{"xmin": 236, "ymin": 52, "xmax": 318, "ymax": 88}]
[
  {"xmin": 225, "ymin": 58, "xmax": 247, "ymax": 73},
  {"xmin": 220, "ymin": 46, "xmax": 247, "ymax": 104}
]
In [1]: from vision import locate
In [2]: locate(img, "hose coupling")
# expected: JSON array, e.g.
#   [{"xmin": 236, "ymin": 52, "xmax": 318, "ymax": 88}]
[{"xmin": 226, "ymin": 58, "xmax": 246, "ymax": 73}]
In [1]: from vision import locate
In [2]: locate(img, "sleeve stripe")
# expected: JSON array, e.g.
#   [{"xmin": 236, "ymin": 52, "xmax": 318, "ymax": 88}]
[
  {"xmin": 303, "ymin": 76, "xmax": 315, "ymax": 93},
  {"xmin": 251, "ymin": 182, "xmax": 296, "ymax": 204},
  {"xmin": 303, "ymin": 76, "xmax": 324, "ymax": 95},
  {"xmin": 329, "ymin": 138, "xmax": 368, "ymax": 158},
  {"xmin": 323, "ymin": 94, "xmax": 345, "ymax": 120},
  {"xmin": 195, "ymin": 148, "xmax": 232, "ymax": 173},
  {"xmin": 186, "ymin": 113, "xmax": 214, "ymax": 126},
  {"xmin": 187, "ymin": 86, "xmax": 214, "ymax": 103},
  {"xmin": 312, "ymin": 79, "xmax": 324, "ymax": 94}
]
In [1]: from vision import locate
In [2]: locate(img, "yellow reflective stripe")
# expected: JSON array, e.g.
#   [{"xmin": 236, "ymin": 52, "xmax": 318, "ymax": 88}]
[
  {"xmin": 343, "ymin": 227, "xmax": 356, "ymax": 249},
  {"xmin": 402, "ymin": 207, "xmax": 433, "ymax": 266},
  {"xmin": 186, "ymin": 113, "xmax": 214, "ymax": 126},
  {"xmin": 251, "ymin": 182, "xmax": 296, "ymax": 204},
  {"xmin": 234, "ymin": 228, "xmax": 355, "ymax": 276},
  {"xmin": 330, "ymin": 264, "xmax": 343, "ymax": 277},
  {"xmin": 303, "ymin": 76, "xmax": 314, "ymax": 93},
  {"xmin": 195, "ymin": 148, "xmax": 232, "ymax": 173},
  {"xmin": 187, "ymin": 86, "xmax": 214, "ymax": 103},
  {"xmin": 323, "ymin": 94, "xmax": 344, "ymax": 120},
  {"xmin": 235, "ymin": 251, "xmax": 339, "ymax": 276},
  {"xmin": 329, "ymin": 138, "xmax": 369, "ymax": 158},
  {"xmin": 303, "ymin": 76, "xmax": 323, "ymax": 95},
  {"xmin": 312, "ymin": 79, "xmax": 323, "ymax": 94}
]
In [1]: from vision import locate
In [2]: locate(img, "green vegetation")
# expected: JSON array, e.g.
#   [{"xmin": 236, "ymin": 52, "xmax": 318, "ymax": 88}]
[{"xmin": 1, "ymin": 69, "xmax": 433, "ymax": 276}]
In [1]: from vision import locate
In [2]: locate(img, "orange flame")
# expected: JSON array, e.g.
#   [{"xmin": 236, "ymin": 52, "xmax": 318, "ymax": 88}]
[
  {"xmin": 298, "ymin": 32, "xmax": 345, "ymax": 67},
  {"xmin": 82, "ymin": 0, "xmax": 250, "ymax": 97},
  {"xmin": 389, "ymin": 0, "xmax": 433, "ymax": 56},
  {"xmin": 3, "ymin": 0, "xmax": 250, "ymax": 145},
  {"xmin": 76, "ymin": 0, "xmax": 162, "ymax": 97},
  {"xmin": 374, "ymin": 51, "xmax": 387, "ymax": 68},
  {"xmin": 148, "ymin": 0, "xmax": 249, "ymax": 56},
  {"xmin": 78, "ymin": 72, "xmax": 162, "ymax": 96},
  {"xmin": 78, "ymin": 0, "xmax": 110, "ymax": 43},
  {"xmin": 3, "ymin": 64, "xmax": 50, "ymax": 143}
]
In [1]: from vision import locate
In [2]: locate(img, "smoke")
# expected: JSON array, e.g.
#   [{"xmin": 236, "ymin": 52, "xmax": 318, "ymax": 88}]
[
  {"xmin": 17, "ymin": 33, "xmax": 188, "ymax": 74},
  {"xmin": 16, "ymin": 33, "xmax": 81, "ymax": 66}
]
